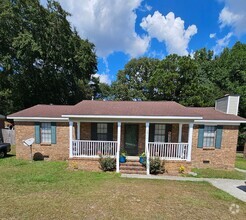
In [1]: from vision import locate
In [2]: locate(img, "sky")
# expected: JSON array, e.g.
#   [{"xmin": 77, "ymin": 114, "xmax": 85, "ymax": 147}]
[{"xmin": 41, "ymin": 0, "xmax": 246, "ymax": 84}]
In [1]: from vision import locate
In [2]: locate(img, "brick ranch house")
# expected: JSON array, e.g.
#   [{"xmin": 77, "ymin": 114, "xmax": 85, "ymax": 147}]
[{"xmin": 8, "ymin": 95, "xmax": 246, "ymax": 174}]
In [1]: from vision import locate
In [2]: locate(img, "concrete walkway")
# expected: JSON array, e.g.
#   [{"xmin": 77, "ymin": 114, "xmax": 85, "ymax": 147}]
[
  {"xmin": 235, "ymin": 168, "xmax": 246, "ymax": 173},
  {"xmin": 121, "ymin": 174, "xmax": 246, "ymax": 202}
]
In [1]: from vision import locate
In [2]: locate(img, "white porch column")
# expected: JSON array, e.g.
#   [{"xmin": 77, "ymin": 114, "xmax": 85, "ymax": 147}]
[
  {"xmin": 77, "ymin": 122, "xmax": 80, "ymax": 140},
  {"xmin": 69, "ymin": 120, "xmax": 73, "ymax": 158},
  {"xmin": 116, "ymin": 122, "xmax": 121, "ymax": 173},
  {"xmin": 187, "ymin": 123, "xmax": 193, "ymax": 161},
  {"xmin": 145, "ymin": 122, "xmax": 150, "ymax": 175},
  {"xmin": 178, "ymin": 123, "xmax": 183, "ymax": 143}
]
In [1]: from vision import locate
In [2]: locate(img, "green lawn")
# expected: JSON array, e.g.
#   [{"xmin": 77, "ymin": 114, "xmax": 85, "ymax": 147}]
[
  {"xmin": 0, "ymin": 150, "xmax": 246, "ymax": 219},
  {"xmin": 236, "ymin": 153, "xmax": 246, "ymax": 170},
  {"xmin": 189, "ymin": 168, "xmax": 246, "ymax": 180}
]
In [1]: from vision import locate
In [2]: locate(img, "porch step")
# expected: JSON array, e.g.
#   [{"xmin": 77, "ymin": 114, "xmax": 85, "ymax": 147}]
[
  {"xmin": 120, "ymin": 170, "xmax": 146, "ymax": 175},
  {"xmin": 120, "ymin": 165, "xmax": 146, "ymax": 171},
  {"xmin": 120, "ymin": 160, "xmax": 146, "ymax": 174}
]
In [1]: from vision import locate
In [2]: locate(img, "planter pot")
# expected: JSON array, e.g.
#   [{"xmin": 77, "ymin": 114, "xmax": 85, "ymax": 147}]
[
  {"xmin": 139, "ymin": 156, "xmax": 146, "ymax": 164},
  {"xmin": 119, "ymin": 156, "xmax": 126, "ymax": 163}
]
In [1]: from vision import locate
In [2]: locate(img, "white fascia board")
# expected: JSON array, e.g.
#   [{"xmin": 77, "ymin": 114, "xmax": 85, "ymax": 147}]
[
  {"xmin": 7, "ymin": 117, "xmax": 68, "ymax": 122},
  {"xmin": 194, "ymin": 120, "xmax": 245, "ymax": 125},
  {"xmin": 62, "ymin": 115, "xmax": 203, "ymax": 120}
]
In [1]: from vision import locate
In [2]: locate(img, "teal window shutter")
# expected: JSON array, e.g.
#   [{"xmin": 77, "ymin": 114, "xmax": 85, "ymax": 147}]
[
  {"xmin": 149, "ymin": 124, "xmax": 155, "ymax": 142},
  {"xmin": 107, "ymin": 123, "xmax": 113, "ymax": 141},
  {"xmin": 197, "ymin": 125, "xmax": 204, "ymax": 148},
  {"xmin": 215, "ymin": 126, "xmax": 223, "ymax": 149},
  {"xmin": 35, "ymin": 122, "xmax": 41, "ymax": 144},
  {"xmin": 91, "ymin": 123, "xmax": 97, "ymax": 140},
  {"xmin": 51, "ymin": 122, "xmax": 56, "ymax": 144}
]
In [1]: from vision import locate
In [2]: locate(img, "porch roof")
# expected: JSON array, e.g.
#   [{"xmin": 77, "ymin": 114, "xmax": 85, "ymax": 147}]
[{"xmin": 62, "ymin": 100, "xmax": 202, "ymax": 119}]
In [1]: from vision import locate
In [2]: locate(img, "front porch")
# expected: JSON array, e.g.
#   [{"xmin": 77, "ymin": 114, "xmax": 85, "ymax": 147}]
[{"xmin": 68, "ymin": 121, "xmax": 194, "ymax": 175}]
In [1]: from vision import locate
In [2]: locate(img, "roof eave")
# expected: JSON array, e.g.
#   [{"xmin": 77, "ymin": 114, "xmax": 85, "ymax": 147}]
[
  {"xmin": 62, "ymin": 114, "xmax": 203, "ymax": 120},
  {"xmin": 7, "ymin": 116, "xmax": 68, "ymax": 122}
]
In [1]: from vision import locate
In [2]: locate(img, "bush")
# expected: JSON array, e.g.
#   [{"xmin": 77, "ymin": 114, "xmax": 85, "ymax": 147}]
[
  {"xmin": 99, "ymin": 156, "xmax": 116, "ymax": 172},
  {"xmin": 150, "ymin": 157, "xmax": 164, "ymax": 175}
]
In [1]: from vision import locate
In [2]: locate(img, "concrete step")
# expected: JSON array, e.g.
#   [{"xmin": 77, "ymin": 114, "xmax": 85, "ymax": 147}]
[
  {"xmin": 120, "ymin": 165, "xmax": 146, "ymax": 171},
  {"xmin": 120, "ymin": 162, "xmax": 143, "ymax": 167},
  {"xmin": 120, "ymin": 170, "xmax": 146, "ymax": 175}
]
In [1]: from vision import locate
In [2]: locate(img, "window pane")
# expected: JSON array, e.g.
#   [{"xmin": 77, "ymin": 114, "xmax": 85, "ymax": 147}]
[
  {"xmin": 154, "ymin": 124, "xmax": 165, "ymax": 142},
  {"xmin": 41, "ymin": 122, "xmax": 51, "ymax": 143},
  {"xmin": 97, "ymin": 123, "xmax": 107, "ymax": 134},
  {"xmin": 97, "ymin": 134, "xmax": 107, "ymax": 141},
  {"xmin": 203, "ymin": 126, "xmax": 216, "ymax": 147}
]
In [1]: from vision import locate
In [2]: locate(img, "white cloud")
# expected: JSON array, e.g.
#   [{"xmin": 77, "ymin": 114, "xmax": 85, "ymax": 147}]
[
  {"xmin": 219, "ymin": 0, "xmax": 246, "ymax": 35},
  {"xmin": 56, "ymin": 0, "xmax": 150, "ymax": 57},
  {"xmin": 94, "ymin": 73, "xmax": 111, "ymax": 84},
  {"xmin": 213, "ymin": 32, "xmax": 233, "ymax": 55},
  {"xmin": 140, "ymin": 11, "xmax": 197, "ymax": 55},
  {"xmin": 209, "ymin": 33, "xmax": 216, "ymax": 39}
]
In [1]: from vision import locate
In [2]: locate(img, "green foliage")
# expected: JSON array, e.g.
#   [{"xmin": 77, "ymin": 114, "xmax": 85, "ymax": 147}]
[
  {"xmin": 149, "ymin": 157, "xmax": 164, "ymax": 175},
  {"xmin": 99, "ymin": 156, "xmax": 116, "ymax": 172},
  {"xmin": 0, "ymin": 0, "xmax": 97, "ymax": 114},
  {"xmin": 191, "ymin": 168, "xmax": 246, "ymax": 180},
  {"xmin": 120, "ymin": 149, "xmax": 127, "ymax": 157}
]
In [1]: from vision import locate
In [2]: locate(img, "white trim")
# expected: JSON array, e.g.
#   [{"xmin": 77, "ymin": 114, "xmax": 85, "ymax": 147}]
[
  {"xmin": 7, "ymin": 117, "xmax": 68, "ymax": 122},
  {"xmin": 178, "ymin": 123, "xmax": 183, "ymax": 143},
  {"xmin": 194, "ymin": 120, "xmax": 245, "ymax": 125},
  {"xmin": 77, "ymin": 122, "xmax": 80, "ymax": 140},
  {"xmin": 62, "ymin": 115, "xmax": 202, "ymax": 120},
  {"xmin": 145, "ymin": 122, "xmax": 150, "ymax": 175},
  {"xmin": 69, "ymin": 121, "xmax": 73, "ymax": 158},
  {"xmin": 187, "ymin": 123, "xmax": 193, "ymax": 162},
  {"xmin": 116, "ymin": 122, "xmax": 121, "ymax": 173}
]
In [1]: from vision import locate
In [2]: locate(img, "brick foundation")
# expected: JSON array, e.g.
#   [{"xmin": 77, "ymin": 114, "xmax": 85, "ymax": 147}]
[
  {"xmin": 68, "ymin": 158, "xmax": 101, "ymax": 171},
  {"xmin": 164, "ymin": 161, "xmax": 191, "ymax": 174}
]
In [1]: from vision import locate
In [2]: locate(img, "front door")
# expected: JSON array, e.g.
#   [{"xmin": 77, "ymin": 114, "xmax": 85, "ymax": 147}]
[{"xmin": 124, "ymin": 124, "xmax": 138, "ymax": 156}]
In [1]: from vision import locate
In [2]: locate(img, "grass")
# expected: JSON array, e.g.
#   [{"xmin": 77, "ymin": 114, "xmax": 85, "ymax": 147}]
[
  {"xmin": 0, "ymin": 148, "xmax": 246, "ymax": 219},
  {"xmin": 236, "ymin": 153, "xmax": 246, "ymax": 170},
  {"xmin": 189, "ymin": 168, "xmax": 246, "ymax": 180}
]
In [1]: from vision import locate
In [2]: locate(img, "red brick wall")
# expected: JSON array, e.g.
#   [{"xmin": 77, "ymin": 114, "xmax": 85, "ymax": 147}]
[
  {"xmin": 191, "ymin": 125, "xmax": 239, "ymax": 169},
  {"xmin": 15, "ymin": 121, "xmax": 70, "ymax": 160}
]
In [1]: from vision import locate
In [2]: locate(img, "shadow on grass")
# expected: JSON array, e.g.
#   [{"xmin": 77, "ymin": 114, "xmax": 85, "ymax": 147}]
[{"xmin": 237, "ymin": 185, "xmax": 246, "ymax": 192}]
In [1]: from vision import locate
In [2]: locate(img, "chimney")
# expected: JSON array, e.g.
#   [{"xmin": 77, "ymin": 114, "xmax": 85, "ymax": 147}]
[{"xmin": 215, "ymin": 94, "xmax": 240, "ymax": 115}]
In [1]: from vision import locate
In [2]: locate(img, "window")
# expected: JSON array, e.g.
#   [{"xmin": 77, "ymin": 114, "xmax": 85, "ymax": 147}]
[
  {"xmin": 203, "ymin": 126, "xmax": 216, "ymax": 147},
  {"xmin": 154, "ymin": 124, "xmax": 166, "ymax": 142},
  {"xmin": 41, "ymin": 122, "xmax": 51, "ymax": 143},
  {"xmin": 97, "ymin": 123, "xmax": 108, "ymax": 141}
]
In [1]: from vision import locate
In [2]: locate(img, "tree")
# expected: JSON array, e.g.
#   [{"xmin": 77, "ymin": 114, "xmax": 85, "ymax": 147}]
[
  {"xmin": 111, "ymin": 57, "xmax": 160, "ymax": 100},
  {"xmin": 0, "ymin": 0, "xmax": 97, "ymax": 114}
]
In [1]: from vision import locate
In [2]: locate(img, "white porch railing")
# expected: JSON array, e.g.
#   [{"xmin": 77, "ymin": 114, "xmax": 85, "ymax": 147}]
[
  {"xmin": 148, "ymin": 142, "xmax": 188, "ymax": 160},
  {"xmin": 72, "ymin": 140, "xmax": 118, "ymax": 158}
]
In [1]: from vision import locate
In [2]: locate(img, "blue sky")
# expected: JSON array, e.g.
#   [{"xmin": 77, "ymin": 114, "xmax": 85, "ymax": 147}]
[{"xmin": 41, "ymin": 0, "xmax": 246, "ymax": 84}]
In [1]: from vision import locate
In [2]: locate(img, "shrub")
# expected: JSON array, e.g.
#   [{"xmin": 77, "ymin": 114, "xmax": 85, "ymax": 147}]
[
  {"xmin": 150, "ymin": 157, "xmax": 164, "ymax": 175},
  {"xmin": 99, "ymin": 156, "xmax": 116, "ymax": 172},
  {"xmin": 179, "ymin": 165, "xmax": 185, "ymax": 173}
]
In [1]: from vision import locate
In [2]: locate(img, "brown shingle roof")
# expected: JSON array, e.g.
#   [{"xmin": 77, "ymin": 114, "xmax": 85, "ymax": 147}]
[
  {"xmin": 7, "ymin": 101, "xmax": 246, "ymax": 122},
  {"xmin": 187, "ymin": 107, "xmax": 246, "ymax": 121},
  {"xmin": 8, "ymin": 105, "xmax": 73, "ymax": 118},
  {"xmin": 67, "ymin": 100, "xmax": 201, "ymax": 117}
]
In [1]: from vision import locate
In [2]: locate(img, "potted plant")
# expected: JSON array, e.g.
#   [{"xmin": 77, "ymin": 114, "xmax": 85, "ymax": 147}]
[
  {"xmin": 139, "ymin": 152, "xmax": 146, "ymax": 164},
  {"xmin": 119, "ymin": 149, "xmax": 127, "ymax": 163}
]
